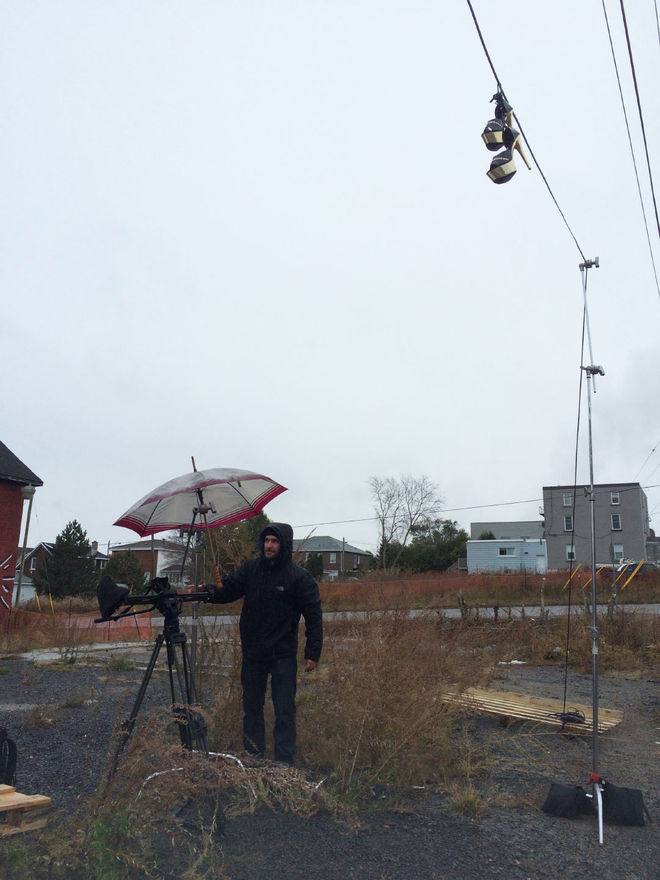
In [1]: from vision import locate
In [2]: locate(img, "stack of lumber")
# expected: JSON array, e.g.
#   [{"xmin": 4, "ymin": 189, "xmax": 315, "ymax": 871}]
[
  {"xmin": 440, "ymin": 687, "xmax": 623, "ymax": 734},
  {"xmin": 0, "ymin": 784, "xmax": 51, "ymax": 836}
]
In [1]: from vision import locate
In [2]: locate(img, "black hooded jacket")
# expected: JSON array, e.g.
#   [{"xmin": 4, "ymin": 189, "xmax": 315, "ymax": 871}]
[{"xmin": 208, "ymin": 523, "xmax": 323, "ymax": 662}]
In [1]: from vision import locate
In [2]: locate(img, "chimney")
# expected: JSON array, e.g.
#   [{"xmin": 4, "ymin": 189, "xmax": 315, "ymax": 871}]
[{"xmin": 91, "ymin": 540, "xmax": 98, "ymax": 555}]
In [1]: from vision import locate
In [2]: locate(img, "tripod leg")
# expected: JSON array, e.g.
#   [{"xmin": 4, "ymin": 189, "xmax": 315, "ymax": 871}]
[
  {"xmin": 166, "ymin": 632, "xmax": 208, "ymax": 755},
  {"xmin": 180, "ymin": 635, "xmax": 208, "ymax": 754},
  {"xmin": 110, "ymin": 633, "xmax": 164, "ymax": 777}
]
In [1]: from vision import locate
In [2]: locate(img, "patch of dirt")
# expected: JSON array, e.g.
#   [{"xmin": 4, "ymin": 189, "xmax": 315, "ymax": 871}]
[{"xmin": 0, "ymin": 651, "xmax": 657, "ymax": 879}]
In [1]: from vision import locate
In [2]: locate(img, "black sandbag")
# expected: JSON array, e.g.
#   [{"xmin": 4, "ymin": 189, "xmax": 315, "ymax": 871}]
[
  {"xmin": 601, "ymin": 780, "xmax": 650, "ymax": 826},
  {"xmin": 0, "ymin": 726, "xmax": 17, "ymax": 786},
  {"xmin": 542, "ymin": 782, "xmax": 595, "ymax": 819}
]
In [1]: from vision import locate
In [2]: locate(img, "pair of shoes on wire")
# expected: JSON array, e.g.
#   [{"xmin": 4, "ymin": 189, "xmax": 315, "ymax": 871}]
[{"xmin": 482, "ymin": 89, "xmax": 531, "ymax": 184}]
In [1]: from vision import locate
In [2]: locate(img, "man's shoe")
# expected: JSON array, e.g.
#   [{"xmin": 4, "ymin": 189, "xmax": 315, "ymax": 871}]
[{"xmin": 241, "ymin": 752, "xmax": 266, "ymax": 768}]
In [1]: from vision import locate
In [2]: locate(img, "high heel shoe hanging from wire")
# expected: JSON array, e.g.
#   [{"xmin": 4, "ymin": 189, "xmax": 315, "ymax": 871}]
[{"xmin": 482, "ymin": 89, "xmax": 531, "ymax": 184}]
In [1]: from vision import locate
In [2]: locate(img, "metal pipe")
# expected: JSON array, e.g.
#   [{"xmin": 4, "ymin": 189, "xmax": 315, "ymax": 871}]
[
  {"xmin": 585, "ymin": 367, "xmax": 599, "ymax": 772},
  {"xmin": 579, "ymin": 258, "xmax": 602, "ymax": 796},
  {"xmin": 14, "ymin": 485, "xmax": 36, "ymax": 608}
]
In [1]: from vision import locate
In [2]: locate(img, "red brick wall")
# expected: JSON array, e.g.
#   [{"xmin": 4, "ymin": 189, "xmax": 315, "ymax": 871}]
[{"xmin": 0, "ymin": 481, "xmax": 24, "ymax": 613}]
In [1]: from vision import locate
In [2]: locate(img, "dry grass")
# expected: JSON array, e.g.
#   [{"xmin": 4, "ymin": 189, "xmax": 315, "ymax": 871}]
[
  {"xmin": 296, "ymin": 611, "xmax": 477, "ymax": 796},
  {"xmin": 319, "ymin": 569, "xmax": 660, "ymax": 612},
  {"xmin": 0, "ymin": 593, "xmax": 657, "ymax": 879},
  {"xmin": 0, "ymin": 603, "xmax": 95, "ymax": 655}
]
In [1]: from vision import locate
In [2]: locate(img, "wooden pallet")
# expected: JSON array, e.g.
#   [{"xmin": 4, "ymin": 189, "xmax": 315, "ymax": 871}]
[
  {"xmin": 0, "ymin": 784, "xmax": 52, "ymax": 836},
  {"xmin": 440, "ymin": 687, "xmax": 624, "ymax": 734}
]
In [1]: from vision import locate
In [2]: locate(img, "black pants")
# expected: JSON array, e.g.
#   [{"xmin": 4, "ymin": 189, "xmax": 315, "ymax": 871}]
[{"xmin": 241, "ymin": 654, "xmax": 297, "ymax": 764}]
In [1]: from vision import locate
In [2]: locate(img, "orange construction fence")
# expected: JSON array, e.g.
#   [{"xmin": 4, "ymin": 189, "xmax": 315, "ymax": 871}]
[{"xmin": 1, "ymin": 608, "xmax": 152, "ymax": 642}]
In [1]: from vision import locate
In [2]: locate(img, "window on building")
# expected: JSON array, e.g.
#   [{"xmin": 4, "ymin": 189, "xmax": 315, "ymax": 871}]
[
  {"xmin": 498, "ymin": 547, "xmax": 515, "ymax": 556},
  {"xmin": 329, "ymin": 552, "xmax": 336, "ymax": 564},
  {"xmin": 611, "ymin": 491, "xmax": 620, "ymax": 505},
  {"xmin": 566, "ymin": 545, "xmax": 575, "ymax": 561},
  {"xmin": 612, "ymin": 544, "xmax": 624, "ymax": 561},
  {"xmin": 29, "ymin": 558, "xmax": 36, "ymax": 572},
  {"xmin": 611, "ymin": 514, "xmax": 622, "ymax": 531},
  {"xmin": 353, "ymin": 554, "xmax": 360, "ymax": 568},
  {"xmin": 563, "ymin": 492, "xmax": 572, "ymax": 506},
  {"xmin": 564, "ymin": 515, "xmax": 573, "ymax": 532}
]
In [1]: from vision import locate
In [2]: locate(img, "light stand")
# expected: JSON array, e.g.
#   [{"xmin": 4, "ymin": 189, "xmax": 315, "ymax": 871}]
[
  {"xmin": 179, "ymin": 502, "xmax": 218, "ymax": 696},
  {"xmin": 579, "ymin": 257, "xmax": 606, "ymax": 843}
]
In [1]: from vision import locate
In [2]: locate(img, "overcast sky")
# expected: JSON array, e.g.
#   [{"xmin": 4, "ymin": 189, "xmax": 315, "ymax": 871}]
[{"xmin": 3, "ymin": 1, "xmax": 659, "ymax": 555}]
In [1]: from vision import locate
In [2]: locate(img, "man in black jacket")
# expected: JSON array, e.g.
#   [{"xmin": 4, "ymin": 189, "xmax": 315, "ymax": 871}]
[{"xmin": 208, "ymin": 522, "xmax": 322, "ymax": 765}]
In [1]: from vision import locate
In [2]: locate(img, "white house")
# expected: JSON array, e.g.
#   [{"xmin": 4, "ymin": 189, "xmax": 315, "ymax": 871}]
[{"xmin": 467, "ymin": 537, "xmax": 547, "ymax": 573}]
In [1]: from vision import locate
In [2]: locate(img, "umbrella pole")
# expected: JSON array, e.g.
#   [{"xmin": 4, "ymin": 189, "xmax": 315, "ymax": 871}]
[{"xmin": 191, "ymin": 456, "xmax": 222, "ymax": 588}]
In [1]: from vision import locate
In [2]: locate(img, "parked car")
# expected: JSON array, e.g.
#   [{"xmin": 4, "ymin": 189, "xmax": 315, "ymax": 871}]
[
  {"xmin": 598, "ymin": 561, "xmax": 658, "ymax": 580},
  {"xmin": 617, "ymin": 560, "xmax": 657, "ymax": 573}
]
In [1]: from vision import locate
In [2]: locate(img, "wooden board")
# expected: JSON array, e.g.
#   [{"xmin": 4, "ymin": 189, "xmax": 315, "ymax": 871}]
[
  {"xmin": 440, "ymin": 687, "xmax": 623, "ymax": 734},
  {"xmin": 0, "ymin": 784, "xmax": 52, "ymax": 837}
]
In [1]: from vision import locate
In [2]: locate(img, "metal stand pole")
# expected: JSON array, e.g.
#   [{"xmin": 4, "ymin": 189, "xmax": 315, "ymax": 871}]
[
  {"xmin": 583, "ymin": 362, "xmax": 602, "ymax": 768},
  {"xmin": 579, "ymin": 257, "xmax": 604, "ymax": 843}
]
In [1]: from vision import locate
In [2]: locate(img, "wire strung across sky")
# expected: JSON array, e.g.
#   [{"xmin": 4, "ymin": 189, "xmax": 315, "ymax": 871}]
[
  {"xmin": 602, "ymin": 0, "xmax": 660, "ymax": 299},
  {"xmin": 294, "ymin": 484, "xmax": 660, "ymax": 533},
  {"xmin": 293, "ymin": 498, "xmax": 540, "ymax": 531},
  {"xmin": 465, "ymin": 0, "xmax": 587, "ymax": 262},
  {"xmin": 466, "ymin": 0, "xmax": 660, "ymax": 300}
]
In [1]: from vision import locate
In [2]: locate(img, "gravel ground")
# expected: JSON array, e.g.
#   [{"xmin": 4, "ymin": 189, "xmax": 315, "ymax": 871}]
[{"xmin": 0, "ymin": 646, "xmax": 658, "ymax": 880}]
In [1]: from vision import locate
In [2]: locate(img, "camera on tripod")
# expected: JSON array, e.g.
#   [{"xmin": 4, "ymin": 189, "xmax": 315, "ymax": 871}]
[
  {"xmin": 95, "ymin": 574, "xmax": 212, "ymax": 622},
  {"xmin": 94, "ymin": 574, "xmax": 214, "ymax": 776}
]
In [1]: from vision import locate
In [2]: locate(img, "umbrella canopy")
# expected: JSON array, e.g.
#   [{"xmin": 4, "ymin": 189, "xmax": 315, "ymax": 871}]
[{"xmin": 114, "ymin": 468, "xmax": 287, "ymax": 537}]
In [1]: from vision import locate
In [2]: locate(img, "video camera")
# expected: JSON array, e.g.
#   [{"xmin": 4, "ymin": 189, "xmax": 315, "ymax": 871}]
[{"xmin": 95, "ymin": 574, "xmax": 212, "ymax": 623}]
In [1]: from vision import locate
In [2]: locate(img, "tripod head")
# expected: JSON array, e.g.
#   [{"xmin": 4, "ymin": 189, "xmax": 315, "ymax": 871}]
[{"xmin": 95, "ymin": 574, "xmax": 212, "ymax": 624}]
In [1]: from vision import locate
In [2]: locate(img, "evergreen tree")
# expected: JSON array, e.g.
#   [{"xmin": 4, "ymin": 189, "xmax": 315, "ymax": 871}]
[
  {"xmin": 35, "ymin": 520, "xmax": 97, "ymax": 599},
  {"xmin": 400, "ymin": 519, "xmax": 468, "ymax": 573},
  {"xmin": 303, "ymin": 552, "xmax": 324, "ymax": 579},
  {"xmin": 104, "ymin": 550, "xmax": 148, "ymax": 593}
]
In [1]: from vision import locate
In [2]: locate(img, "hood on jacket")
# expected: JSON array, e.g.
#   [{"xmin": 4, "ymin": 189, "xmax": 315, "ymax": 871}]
[{"xmin": 258, "ymin": 522, "xmax": 294, "ymax": 567}]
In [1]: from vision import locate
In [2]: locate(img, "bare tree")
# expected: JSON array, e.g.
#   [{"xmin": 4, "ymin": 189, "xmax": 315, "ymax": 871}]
[{"xmin": 369, "ymin": 474, "xmax": 444, "ymax": 569}]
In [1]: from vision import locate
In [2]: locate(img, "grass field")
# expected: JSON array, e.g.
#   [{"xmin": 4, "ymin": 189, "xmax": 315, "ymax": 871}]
[{"xmin": 0, "ymin": 574, "xmax": 657, "ymax": 880}]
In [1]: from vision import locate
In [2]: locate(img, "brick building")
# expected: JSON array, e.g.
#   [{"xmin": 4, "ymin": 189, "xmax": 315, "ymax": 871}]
[
  {"xmin": 0, "ymin": 440, "xmax": 43, "ymax": 612},
  {"xmin": 109, "ymin": 538, "xmax": 184, "ymax": 583},
  {"xmin": 292, "ymin": 535, "xmax": 372, "ymax": 579}
]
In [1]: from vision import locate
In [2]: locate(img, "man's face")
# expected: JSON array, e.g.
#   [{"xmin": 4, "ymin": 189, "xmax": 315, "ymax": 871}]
[{"xmin": 263, "ymin": 534, "xmax": 281, "ymax": 561}]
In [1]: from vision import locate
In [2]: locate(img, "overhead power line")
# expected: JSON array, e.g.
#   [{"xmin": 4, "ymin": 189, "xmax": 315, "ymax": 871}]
[
  {"xmin": 618, "ymin": 1, "xmax": 660, "ymax": 248},
  {"xmin": 635, "ymin": 437, "xmax": 660, "ymax": 479},
  {"xmin": 602, "ymin": 0, "xmax": 660, "ymax": 299},
  {"xmin": 294, "ymin": 497, "xmax": 543, "ymax": 530},
  {"xmin": 465, "ymin": 0, "xmax": 587, "ymax": 262},
  {"xmin": 292, "ymin": 482, "xmax": 660, "ymax": 531}
]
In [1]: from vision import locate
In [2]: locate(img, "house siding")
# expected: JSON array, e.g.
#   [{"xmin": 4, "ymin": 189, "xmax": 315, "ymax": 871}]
[
  {"xmin": 0, "ymin": 482, "xmax": 23, "ymax": 611},
  {"xmin": 293, "ymin": 536, "xmax": 372, "ymax": 579},
  {"xmin": 542, "ymin": 483, "xmax": 649, "ymax": 569},
  {"xmin": 467, "ymin": 538, "xmax": 547, "ymax": 573}
]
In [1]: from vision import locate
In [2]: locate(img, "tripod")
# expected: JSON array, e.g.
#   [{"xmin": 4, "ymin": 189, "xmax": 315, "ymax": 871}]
[{"xmin": 110, "ymin": 592, "xmax": 208, "ymax": 777}]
